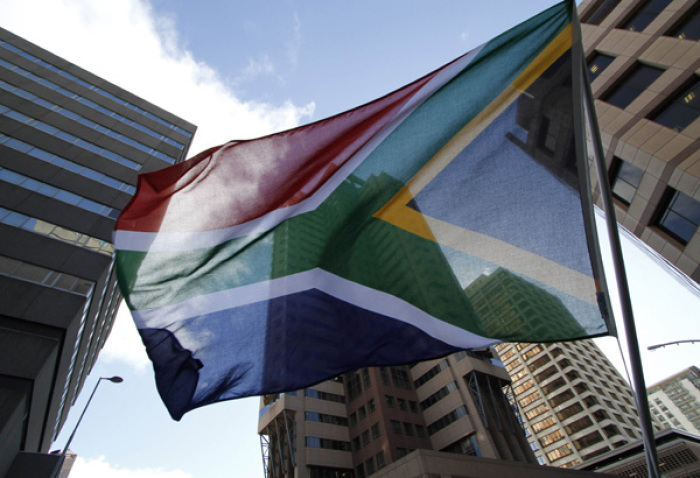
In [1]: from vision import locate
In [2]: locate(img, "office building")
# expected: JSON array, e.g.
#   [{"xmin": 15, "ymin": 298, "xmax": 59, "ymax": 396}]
[
  {"xmin": 0, "ymin": 26, "xmax": 195, "ymax": 475},
  {"xmin": 577, "ymin": 427, "xmax": 700, "ymax": 477},
  {"xmin": 258, "ymin": 350, "xmax": 542, "ymax": 478},
  {"xmin": 578, "ymin": 0, "xmax": 700, "ymax": 284},
  {"xmin": 648, "ymin": 366, "xmax": 700, "ymax": 434},
  {"xmin": 496, "ymin": 340, "xmax": 648, "ymax": 469}
]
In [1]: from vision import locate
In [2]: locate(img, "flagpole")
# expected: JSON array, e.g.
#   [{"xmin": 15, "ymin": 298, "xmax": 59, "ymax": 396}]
[{"xmin": 571, "ymin": 5, "xmax": 661, "ymax": 476}]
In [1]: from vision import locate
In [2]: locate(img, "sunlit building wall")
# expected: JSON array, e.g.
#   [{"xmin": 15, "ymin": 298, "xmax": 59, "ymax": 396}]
[
  {"xmin": 579, "ymin": 0, "xmax": 700, "ymax": 284},
  {"xmin": 496, "ymin": 340, "xmax": 646, "ymax": 469},
  {"xmin": 648, "ymin": 366, "xmax": 700, "ymax": 434}
]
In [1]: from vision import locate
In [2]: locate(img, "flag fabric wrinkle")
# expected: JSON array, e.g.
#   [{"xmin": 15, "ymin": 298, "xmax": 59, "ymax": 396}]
[{"xmin": 114, "ymin": 0, "xmax": 612, "ymax": 420}]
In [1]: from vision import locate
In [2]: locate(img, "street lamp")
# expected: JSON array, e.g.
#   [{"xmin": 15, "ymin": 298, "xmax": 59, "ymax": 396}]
[{"xmin": 51, "ymin": 376, "xmax": 123, "ymax": 478}]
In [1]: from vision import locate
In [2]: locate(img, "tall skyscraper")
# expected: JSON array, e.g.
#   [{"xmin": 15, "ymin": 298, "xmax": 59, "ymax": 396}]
[
  {"xmin": 579, "ymin": 0, "xmax": 700, "ymax": 284},
  {"xmin": 496, "ymin": 340, "xmax": 647, "ymax": 469},
  {"xmin": 648, "ymin": 366, "xmax": 700, "ymax": 435},
  {"xmin": 0, "ymin": 26, "xmax": 195, "ymax": 475},
  {"xmin": 258, "ymin": 350, "xmax": 538, "ymax": 478}
]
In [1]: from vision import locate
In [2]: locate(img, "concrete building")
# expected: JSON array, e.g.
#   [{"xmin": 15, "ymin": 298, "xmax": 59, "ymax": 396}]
[
  {"xmin": 577, "ymin": 427, "xmax": 700, "ymax": 477},
  {"xmin": 258, "ymin": 350, "xmax": 538, "ymax": 478},
  {"xmin": 648, "ymin": 366, "xmax": 700, "ymax": 434},
  {"xmin": 578, "ymin": 0, "xmax": 700, "ymax": 284},
  {"xmin": 0, "ymin": 26, "xmax": 195, "ymax": 475},
  {"xmin": 496, "ymin": 340, "xmax": 646, "ymax": 469}
]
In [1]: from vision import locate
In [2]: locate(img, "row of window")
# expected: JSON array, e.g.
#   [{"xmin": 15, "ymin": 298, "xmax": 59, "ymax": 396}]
[
  {"xmin": 588, "ymin": 55, "xmax": 699, "ymax": 134},
  {"xmin": 426, "ymin": 406, "xmax": 468, "ymax": 436},
  {"xmin": 352, "ymin": 422, "xmax": 381, "ymax": 451},
  {"xmin": 390, "ymin": 419, "xmax": 426, "ymax": 438},
  {"xmin": 0, "ymin": 103, "xmax": 141, "ymax": 170},
  {"xmin": 0, "ymin": 39, "xmax": 191, "ymax": 140},
  {"xmin": 0, "ymin": 78, "xmax": 177, "ymax": 163},
  {"xmin": 386, "ymin": 395, "xmax": 418, "ymax": 413},
  {"xmin": 304, "ymin": 388, "xmax": 345, "ymax": 403},
  {"xmin": 0, "ymin": 253, "xmax": 93, "ymax": 296},
  {"xmin": 0, "ymin": 133, "xmax": 136, "ymax": 195},
  {"xmin": 305, "ymin": 411, "xmax": 348, "ymax": 427},
  {"xmin": 420, "ymin": 381, "xmax": 458, "ymax": 411},
  {"xmin": 610, "ymin": 157, "xmax": 700, "ymax": 245},
  {"xmin": 355, "ymin": 450, "xmax": 385, "ymax": 478},
  {"xmin": 305, "ymin": 436, "xmax": 350, "ymax": 452},
  {"xmin": 414, "ymin": 359, "xmax": 449, "ymax": 389},
  {"xmin": 349, "ymin": 397, "xmax": 376, "ymax": 426},
  {"xmin": 0, "ymin": 206, "xmax": 114, "ymax": 256},
  {"xmin": 0, "ymin": 167, "xmax": 120, "ymax": 219},
  {"xmin": 583, "ymin": 0, "xmax": 699, "ymax": 42}
]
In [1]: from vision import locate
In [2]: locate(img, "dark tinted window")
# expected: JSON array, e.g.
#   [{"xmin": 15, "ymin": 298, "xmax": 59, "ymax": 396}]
[
  {"xmin": 650, "ymin": 78, "xmax": 699, "ymax": 131},
  {"xmin": 668, "ymin": 6, "xmax": 700, "ymax": 40},
  {"xmin": 654, "ymin": 188, "xmax": 700, "ymax": 244},
  {"xmin": 610, "ymin": 157, "xmax": 644, "ymax": 205},
  {"xmin": 583, "ymin": 0, "xmax": 621, "ymax": 25},
  {"xmin": 622, "ymin": 0, "xmax": 673, "ymax": 32},
  {"xmin": 587, "ymin": 53, "xmax": 616, "ymax": 83},
  {"xmin": 604, "ymin": 64, "xmax": 664, "ymax": 109}
]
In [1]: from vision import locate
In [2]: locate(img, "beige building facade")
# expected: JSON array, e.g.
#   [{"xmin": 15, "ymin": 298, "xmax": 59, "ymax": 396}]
[
  {"xmin": 258, "ymin": 350, "xmax": 537, "ymax": 478},
  {"xmin": 579, "ymin": 0, "xmax": 700, "ymax": 283},
  {"xmin": 496, "ymin": 340, "xmax": 645, "ymax": 469}
]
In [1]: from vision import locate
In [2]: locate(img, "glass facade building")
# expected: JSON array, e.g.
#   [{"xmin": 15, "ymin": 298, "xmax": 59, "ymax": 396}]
[{"xmin": 0, "ymin": 26, "xmax": 195, "ymax": 475}]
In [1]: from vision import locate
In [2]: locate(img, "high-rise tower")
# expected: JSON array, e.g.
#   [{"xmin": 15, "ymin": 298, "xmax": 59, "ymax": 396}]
[
  {"xmin": 258, "ymin": 350, "xmax": 537, "ymax": 478},
  {"xmin": 0, "ymin": 26, "xmax": 195, "ymax": 475}
]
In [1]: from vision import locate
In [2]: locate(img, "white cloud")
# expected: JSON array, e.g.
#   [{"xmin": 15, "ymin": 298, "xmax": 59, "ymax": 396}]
[
  {"xmin": 241, "ymin": 53, "xmax": 276, "ymax": 79},
  {"xmin": 70, "ymin": 456, "xmax": 192, "ymax": 478},
  {"xmin": 100, "ymin": 303, "xmax": 151, "ymax": 372},
  {"xmin": 286, "ymin": 13, "xmax": 302, "ymax": 71},
  {"xmin": 1, "ymin": 0, "xmax": 315, "ymax": 156}
]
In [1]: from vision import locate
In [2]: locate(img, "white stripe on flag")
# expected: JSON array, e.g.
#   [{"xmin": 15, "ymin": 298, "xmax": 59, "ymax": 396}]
[{"xmin": 131, "ymin": 267, "xmax": 499, "ymax": 350}]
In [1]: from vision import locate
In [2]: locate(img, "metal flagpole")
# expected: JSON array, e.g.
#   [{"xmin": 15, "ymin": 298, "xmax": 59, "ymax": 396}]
[{"xmin": 571, "ymin": 3, "xmax": 661, "ymax": 476}]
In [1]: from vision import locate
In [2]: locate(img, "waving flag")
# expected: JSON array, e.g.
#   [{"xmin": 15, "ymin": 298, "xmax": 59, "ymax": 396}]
[{"xmin": 115, "ymin": 0, "xmax": 612, "ymax": 420}]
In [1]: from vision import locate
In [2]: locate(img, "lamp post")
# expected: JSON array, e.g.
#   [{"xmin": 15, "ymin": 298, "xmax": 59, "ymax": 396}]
[{"xmin": 51, "ymin": 376, "xmax": 123, "ymax": 478}]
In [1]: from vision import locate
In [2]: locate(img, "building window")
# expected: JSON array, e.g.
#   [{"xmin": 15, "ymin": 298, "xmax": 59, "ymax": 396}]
[
  {"xmin": 609, "ymin": 157, "xmax": 644, "ymax": 205},
  {"xmin": 305, "ymin": 411, "xmax": 349, "ymax": 427},
  {"xmin": 385, "ymin": 395, "xmax": 395, "ymax": 408},
  {"xmin": 391, "ymin": 420, "xmax": 402, "ymax": 434},
  {"xmin": 650, "ymin": 77, "xmax": 699, "ymax": 131},
  {"xmin": 390, "ymin": 367, "xmax": 413, "ymax": 390},
  {"xmin": 573, "ymin": 431, "xmax": 605, "ymax": 451},
  {"xmin": 376, "ymin": 451, "xmax": 386, "ymax": 470},
  {"xmin": 621, "ymin": 0, "xmax": 673, "ymax": 32},
  {"xmin": 442, "ymin": 435, "xmax": 480, "ymax": 456},
  {"xmin": 365, "ymin": 457, "xmax": 375, "ymax": 476},
  {"xmin": 361, "ymin": 430, "xmax": 370, "ymax": 446},
  {"xmin": 306, "ymin": 437, "xmax": 351, "ymax": 451},
  {"xmin": 603, "ymin": 64, "xmax": 664, "ymax": 109},
  {"xmin": 587, "ymin": 53, "xmax": 615, "ymax": 84},
  {"xmin": 403, "ymin": 422, "xmax": 414, "ymax": 436},
  {"xmin": 367, "ymin": 398, "xmax": 376, "ymax": 414},
  {"xmin": 427, "ymin": 406, "xmax": 468, "ymax": 435},
  {"xmin": 379, "ymin": 367, "xmax": 390, "ymax": 385},
  {"xmin": 546, "ymin": 443, "xmax": 574, "ymax": 461},
  {"xmin": 362, "ymin": 368, "xmax": 372, "ymax": 389},
  {"xmin": 653, "ymin": 188, "xmax": 700, "ymax": 245},
  {"xmin": 582, "ymin": 0, "xmax": 621, "ymax": 25},
  {"xmin": 667, "ymin": 5, "xmax": 700, "ymax": 40},
  {"xmin": 346, "ymin": 371, "xmax": 363, "ymax": 402},
  {"xmin": 371, "ymin": 423, "xmax": 380, "ymax": 439}
]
